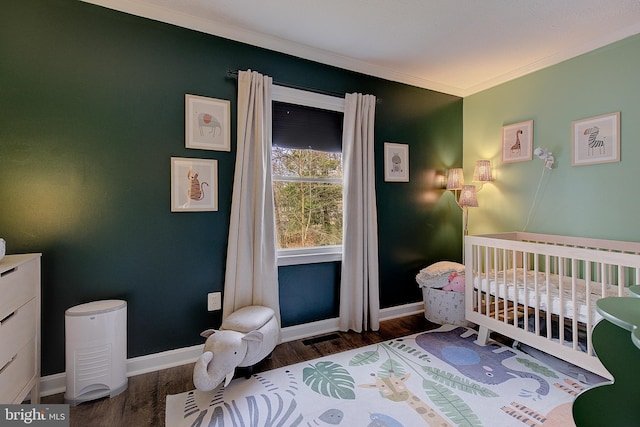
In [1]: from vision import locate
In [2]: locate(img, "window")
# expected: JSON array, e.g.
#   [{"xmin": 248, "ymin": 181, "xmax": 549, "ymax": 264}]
[{"xmin": 271, "ymin": 86, "xmax": 345, "ymax": 265}]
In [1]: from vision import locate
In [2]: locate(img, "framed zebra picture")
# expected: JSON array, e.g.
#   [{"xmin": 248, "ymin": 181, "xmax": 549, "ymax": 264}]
[
  {"xmin": 571, "ymin": 112, "xmax": 620, "ymax": 166},
  {"xmin": 171, "ymin": 157, "xmax": 218, "ymax": 212},
  {"xmin": 501, "ymin": 120, "xmax": 533, "ymax": 163},
  {"xmin": 185, "ymin": 94, "xmax": 231, "ymax": 151}
]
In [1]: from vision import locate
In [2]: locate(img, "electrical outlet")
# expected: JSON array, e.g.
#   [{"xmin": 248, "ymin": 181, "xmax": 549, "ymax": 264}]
[{"xmin": 207, "ymin": 292, "xmax": 222, "ymax": 311}]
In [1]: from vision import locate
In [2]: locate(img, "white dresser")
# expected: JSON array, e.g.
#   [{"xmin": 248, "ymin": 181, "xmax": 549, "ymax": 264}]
[{"xmin": 0, "ymin": 254, "xmax": 41, "ymax": 404}]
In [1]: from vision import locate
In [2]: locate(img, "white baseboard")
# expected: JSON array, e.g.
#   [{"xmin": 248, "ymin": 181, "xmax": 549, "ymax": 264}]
[
  {"xmin": 280, "ymin": 317, "xmax": 340, "ymax": 342},
  {"xmin": 380, "ymin": 301, "xmax": 424, "ymax": 320},
  {"xmin": 40, "ymin": 344, "xmax": 206, "ymax": 398},
  {"xmin": 279, "ymin": 301, "xmax": 424, "ymax": 342},
  {"xmin": 39, "ymin": 302, "xmax": 423, "ymax": 398}
]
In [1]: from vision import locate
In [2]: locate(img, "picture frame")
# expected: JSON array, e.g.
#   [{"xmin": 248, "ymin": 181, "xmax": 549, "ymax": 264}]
[
  {"xmin": 502, "ymin": 120, "xmax": 533, "ymax": 163},
  {"xmin": 185, "ymin": 94, "xmax": 231, "ymax": 151},
  {"xmin": 384, "ymin": 142, "xmax": 409, "ymax": 182},
  {"xmin": 571, "ymin": 112, "xmax": 620, "ymax": 166},
  {"xmin": 171, "ymin": 157, "xmax": 218, "ymax": 212}
]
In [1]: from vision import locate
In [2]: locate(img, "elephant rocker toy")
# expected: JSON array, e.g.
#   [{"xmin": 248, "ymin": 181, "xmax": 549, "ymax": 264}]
[{"xmin": 193, "ymin": 305, "xmax": 280, "ymax": 391}]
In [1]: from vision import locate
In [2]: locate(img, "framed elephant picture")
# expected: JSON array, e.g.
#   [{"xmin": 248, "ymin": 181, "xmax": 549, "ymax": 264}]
[{"xmin": 185, "ymin": 94, "xmax": 231, "ymax": 151}]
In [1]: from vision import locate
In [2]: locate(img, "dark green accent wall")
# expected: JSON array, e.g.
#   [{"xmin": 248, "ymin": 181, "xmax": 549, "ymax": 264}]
[
  {"xmin": 278, "ymin": 263, "xmax": 341, "ymax": 326},
  {"xmin": 1, "ymin": 0, "xmax": 462, "ymax": 376}
]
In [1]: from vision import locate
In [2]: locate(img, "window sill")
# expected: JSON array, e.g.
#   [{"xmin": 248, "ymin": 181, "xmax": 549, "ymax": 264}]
[{"xmin": 277, "ymin": 247, "xmax": 342, "ymax": 266}]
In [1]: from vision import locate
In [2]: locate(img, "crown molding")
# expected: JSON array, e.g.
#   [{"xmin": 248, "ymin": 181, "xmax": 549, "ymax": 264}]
[
  {"xmin": 464, "ymin": 21, "xmax": 640, "ymax": 96},
  {"xmin": 81, "ymin": 0, "xmax": 640, "ymax": 98},
  {"xmin": 80, "ymin": 0, "xmax": 466, "ymax": 96}
]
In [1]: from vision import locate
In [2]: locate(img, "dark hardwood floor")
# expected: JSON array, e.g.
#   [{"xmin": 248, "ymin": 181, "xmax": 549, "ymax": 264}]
[{"xmin": 42, "ymin": 313, "xmax": 438, "ymax": 427}]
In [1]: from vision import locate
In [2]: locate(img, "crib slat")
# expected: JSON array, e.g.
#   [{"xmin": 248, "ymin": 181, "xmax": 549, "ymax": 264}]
[
  {"xmin": 571, "ymin": 258, "xmax": 578, "ymax": 352},
  {"xmin": 545, "ymin": 254, "xmax": 552, "ymax": 342},
  {"xmin": 474, "ymin": 245, "xmax": 481, "ymax": 314},
  {"xmin": 484, "ymin": 245, "xmax": 490, "ymax": 317},
  {"xmin": 558, "ymin": 257, "xmax": 565, "ymax": 346},
  {"xmin": 502, "ymin": 249, "xmax": 508, "ymax": 323},
  {"xmin": 511, "ymin": 250, "xmax": 518, "ymax": 327},
  {"xmin": 495, "ymin": 248, "xmax": 500, "ymax": 321},
  {"xmin": 534, "ymin": 255, "xmax": 540, "ymax": 336},
  {"xmin": 523, "ymin": 252, "xmax": 530, "ymax": 335}
]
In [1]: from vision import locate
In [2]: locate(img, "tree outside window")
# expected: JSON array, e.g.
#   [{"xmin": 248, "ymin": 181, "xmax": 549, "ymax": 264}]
[{"xmin": 272, "ymin": 147, "xmax": 342, "ymax": 249}]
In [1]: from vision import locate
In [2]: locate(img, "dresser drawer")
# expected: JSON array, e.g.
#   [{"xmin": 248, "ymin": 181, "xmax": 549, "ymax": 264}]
[
  {"xmin": 0, "ymin": 338, "xmax": 36, "ymax": 404},
  {"xmin": 0, "ymin": 258, "xmax": 38, "ymax": 321},
  {"xmin": 0, "ymin": 298, "xmax": 36, "ymax": 369}
]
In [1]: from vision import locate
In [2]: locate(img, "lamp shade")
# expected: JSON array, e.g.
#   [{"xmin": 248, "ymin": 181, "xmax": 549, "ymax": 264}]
[
  {"xmin": 446, "ymin": 168, "xmax": 464, "ymax": 190},
  {"xmin": 458, "ymin": 185, "xmax": 479, "ymax": 207},
  {"xmin": 473, "ymin": 160, "xmax": 493, "ymax": 182}
]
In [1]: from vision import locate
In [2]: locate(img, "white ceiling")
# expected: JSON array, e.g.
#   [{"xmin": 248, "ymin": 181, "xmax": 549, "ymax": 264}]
[{"xmin": 84, "ymin": 0, "xmax": 640, "ymax": 96}]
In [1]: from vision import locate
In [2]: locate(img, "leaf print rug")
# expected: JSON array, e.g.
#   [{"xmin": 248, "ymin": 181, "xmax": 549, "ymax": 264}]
[{"xmin": 166, "ymin": 325, "xmax": 606, "ymax": 427}]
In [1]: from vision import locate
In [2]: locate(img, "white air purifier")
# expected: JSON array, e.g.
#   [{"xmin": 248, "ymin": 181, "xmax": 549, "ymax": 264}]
[{"xmin": 64, "ymin": 299, "xmax": 128, "ymax": 406}]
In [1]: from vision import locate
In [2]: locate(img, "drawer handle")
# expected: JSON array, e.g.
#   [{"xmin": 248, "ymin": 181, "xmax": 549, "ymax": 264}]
[
  {"xmin": 1, "ymin": 267, "xmax": 17, "ymax": 277},
  {"xmin": 0, "ymin": 310, "xmax": 16, "ymax": 325},
  {"xmin": 0, "ymin": 355, "xmax": 17, "ymax": 375}
]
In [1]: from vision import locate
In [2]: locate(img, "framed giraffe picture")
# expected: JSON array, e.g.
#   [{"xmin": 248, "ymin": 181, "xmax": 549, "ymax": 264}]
[
  {"xmin": 571, "ymin": 112, "xmax": 620, "ymax": 166},
  {"xmin": 501, "ymin": 120, "xmax": 533, "ymax": 163},
  {"xmin": 171, "ymin": 157, "xmax": 218, "ymax": 212}
]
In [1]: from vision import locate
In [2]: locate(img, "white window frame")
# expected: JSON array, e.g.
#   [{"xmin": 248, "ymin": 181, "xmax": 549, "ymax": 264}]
[{"xmin": 272, "ymin": 85, "xmax": 345, "ymax": 266}]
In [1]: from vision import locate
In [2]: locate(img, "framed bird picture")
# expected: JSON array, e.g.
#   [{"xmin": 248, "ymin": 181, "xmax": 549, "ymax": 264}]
[
  {"xmin": 571, "ymin": 112, "xmax": 620, "ymax": 166},
  {"xmin": 502, "ymin": 120, "xmax": 533, "ymax": 163}
]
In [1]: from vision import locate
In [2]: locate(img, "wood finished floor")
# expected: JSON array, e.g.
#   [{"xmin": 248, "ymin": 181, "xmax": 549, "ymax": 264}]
[{"xmin": 42, "ymin": 313, "xmax": 438, "ymax": 427}]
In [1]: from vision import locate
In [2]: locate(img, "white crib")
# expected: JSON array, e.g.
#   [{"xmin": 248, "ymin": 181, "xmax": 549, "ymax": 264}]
[{"xmin": 464, "ymin": 232, "xmax": 640, "ymax": 379}]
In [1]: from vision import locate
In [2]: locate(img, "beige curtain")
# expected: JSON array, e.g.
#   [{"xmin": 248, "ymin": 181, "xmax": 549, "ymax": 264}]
[
  {"xmin": 339, "ymin": 93, "xmax": 380, "ymax": 332},
  {"xmin": 223, "ymin": 70, "xmax": 280, "ymax": 325}
]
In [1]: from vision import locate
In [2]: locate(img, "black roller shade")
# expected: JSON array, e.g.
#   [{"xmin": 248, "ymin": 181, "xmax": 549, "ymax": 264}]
[{"xmin": 273, "ymin": 101, "xmax": 343, "ymax": 153}]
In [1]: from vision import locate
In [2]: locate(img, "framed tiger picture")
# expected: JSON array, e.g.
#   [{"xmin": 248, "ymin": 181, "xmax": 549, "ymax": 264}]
[
  {"xmin": 171, "ymin": 157, "xmax": 218, "ymax": 212},
  {"xmin": 571, "ymin": 112, "xmax": 620, "ymax": 166}
]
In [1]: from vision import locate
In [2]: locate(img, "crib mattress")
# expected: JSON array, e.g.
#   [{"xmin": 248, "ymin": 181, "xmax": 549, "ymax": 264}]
[{"xmin": 472, "ymin": 268, "xmax": 628, "ymax": 324}]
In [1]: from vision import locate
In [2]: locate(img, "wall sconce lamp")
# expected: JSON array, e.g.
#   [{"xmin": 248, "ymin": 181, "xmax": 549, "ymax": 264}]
[
  {"xmin": 458, "ymin": 185, "xmax": 478, "ymax": 236},
  {"xmin": 446, "ymin": 163, "xmax": 488, "ymax": 243},
  {"xmin": 434, "ymin": 169, "xmax": 449, "ymax": 189},
  {"xmin": 445, "ymin": 168, "xmax": 464, "ymax": 199},
  {"xmin": 472, "ymin": 160, "xmax": 493, "ymax": 190}
]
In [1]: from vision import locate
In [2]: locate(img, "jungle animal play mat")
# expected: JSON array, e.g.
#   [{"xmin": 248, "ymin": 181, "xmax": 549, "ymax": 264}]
[{"xmin": 166, "ymin": 325, "xmax": 604, "ymax": 426}]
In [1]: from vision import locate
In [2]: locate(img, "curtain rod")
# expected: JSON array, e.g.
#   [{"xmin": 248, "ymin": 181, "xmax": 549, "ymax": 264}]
[{"xmin": 226, "ymin": 69, "xmax": 382, "ymax": 104}]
